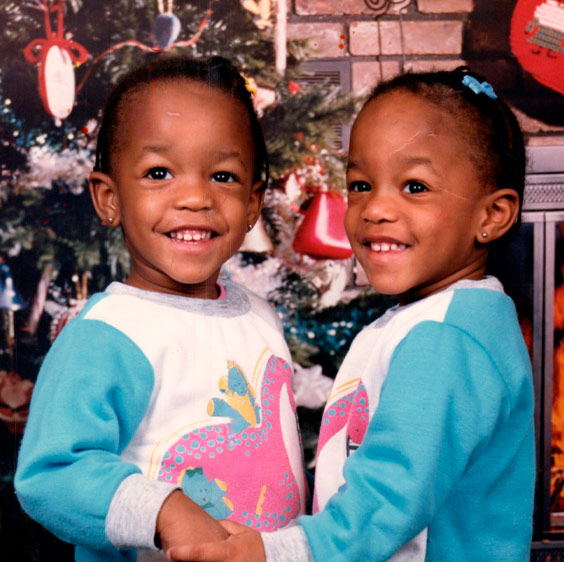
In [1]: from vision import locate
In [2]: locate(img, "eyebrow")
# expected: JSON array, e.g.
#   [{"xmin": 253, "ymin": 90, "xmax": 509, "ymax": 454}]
[
  {"xmin": 347, "ymin": 156, "xmax": 441, "ymax": 177},
  {"xmin": 136, "ymin": 146, "xmax": 249, "ymax": 171}
]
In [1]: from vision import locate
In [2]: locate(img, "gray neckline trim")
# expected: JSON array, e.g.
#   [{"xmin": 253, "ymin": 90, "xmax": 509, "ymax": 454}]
[{"xmin": 105, "ymin": 280, "xmax": 251, "ymax": 317}]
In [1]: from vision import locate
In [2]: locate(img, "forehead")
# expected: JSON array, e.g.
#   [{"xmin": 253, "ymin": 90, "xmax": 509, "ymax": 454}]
[
  {"xmin": 113, "ymin": 80, "xmax": 253, "ymax": 157},
  {"xmin": 122, "ymin": 79, "xmax": 248, "ymax": 127},
  {"xmin": 349, "ymin": 91, "xmax": 471, "ymax": 167}
]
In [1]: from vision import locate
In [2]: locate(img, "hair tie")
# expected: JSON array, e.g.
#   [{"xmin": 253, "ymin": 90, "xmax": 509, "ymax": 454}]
[
  {"xmin": 240, "ymin": 73, "xmax": 257, "ymax": 97},
  {"xmin": 461, "ymin": 75, "xmax": 497, "ymax": 100}
]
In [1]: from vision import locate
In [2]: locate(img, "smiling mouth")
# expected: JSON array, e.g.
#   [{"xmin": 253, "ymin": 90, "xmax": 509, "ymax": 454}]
[
  {"xmin": 168, "ymin": 229, "xmax": 213, "ymax": 242},
  {"xmin": 369, "ymin": 242, "xmax": 407, "ymax": 253}
]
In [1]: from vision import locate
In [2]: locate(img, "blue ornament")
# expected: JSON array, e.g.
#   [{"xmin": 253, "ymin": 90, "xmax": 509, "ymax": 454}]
[
  {"xmin": 0, "ymin": 264, "xmax": 25, "ymax": 311},
  {"xmin": 152, "ymin": 13, "xmax": 181, "ymax": 49}
]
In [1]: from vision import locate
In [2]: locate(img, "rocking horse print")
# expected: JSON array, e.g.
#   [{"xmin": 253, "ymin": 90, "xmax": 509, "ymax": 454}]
[{"xmin": 158, "ymin": 355, "xmax": 303, "ymax": 531}]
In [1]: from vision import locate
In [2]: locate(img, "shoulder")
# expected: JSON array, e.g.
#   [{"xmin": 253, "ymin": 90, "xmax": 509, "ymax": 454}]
[{"xmin": 228, "ymin": 280, "xmax": 283, "ymax": 328}]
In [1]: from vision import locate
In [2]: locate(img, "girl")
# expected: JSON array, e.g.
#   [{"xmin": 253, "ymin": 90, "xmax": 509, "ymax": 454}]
[
  {"xmin": 169, "ymin": 67, "xmax": 535, "ymax": 562},
  {"xmin": 15, "ymin": 56, "xmax": 308, "ymax": 562}
]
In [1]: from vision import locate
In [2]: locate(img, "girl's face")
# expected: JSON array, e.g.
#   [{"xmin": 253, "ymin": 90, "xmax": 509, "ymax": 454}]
[
  {"xmin": 96, "ymin": 80, "xmax": 263, "ymax": 298},
  {"xmin": 345, "ymin": 91, "xmax": 491, "ymax": 305}
]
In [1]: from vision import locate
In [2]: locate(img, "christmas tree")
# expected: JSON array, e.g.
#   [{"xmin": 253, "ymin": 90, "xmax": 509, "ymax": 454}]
[{"xmin": 0, "ymin": 1, "xmax": 391, "ymax": 558}]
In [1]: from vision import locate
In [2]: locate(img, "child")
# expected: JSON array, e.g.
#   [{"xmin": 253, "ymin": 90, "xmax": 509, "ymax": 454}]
[
  {"xmin": 15, "ymin": 56, "xmax": 308, "ymax": 562},
  {"xmin": 168, "ymin": 67, "xmax": 535, "ymax": 562}
]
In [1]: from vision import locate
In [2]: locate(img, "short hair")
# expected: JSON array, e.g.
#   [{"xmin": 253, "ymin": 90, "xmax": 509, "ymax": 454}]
[{"xmin": 94, "ymin": 55, "xmax": 269, "ymax": 189}]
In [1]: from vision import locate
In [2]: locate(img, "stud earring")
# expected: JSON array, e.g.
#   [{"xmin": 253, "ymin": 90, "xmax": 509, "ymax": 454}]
[
  {"xmin": 481, "ymin": 232, "xmax": 488, "ymax": 239},
  {"xmin": 108, "ymin": 217, "xmax": 114, "ymax": 225},
  {"xmin": 247, "ymin": 223, "xmax": 254, "ymax": 232}
]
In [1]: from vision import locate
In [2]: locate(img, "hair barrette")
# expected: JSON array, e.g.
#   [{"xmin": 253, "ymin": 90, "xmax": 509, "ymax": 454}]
[
  {"xmin": 240, "ymin": 73, "xmax": 257, "ymax": 97},
  {"xmin": 461, "ymin": 75, "xmax": 498, "ymax": 100}
]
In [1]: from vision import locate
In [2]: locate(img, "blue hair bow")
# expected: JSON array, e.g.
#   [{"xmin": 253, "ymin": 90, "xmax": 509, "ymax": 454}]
[{"xmin": 461, "ymin": 75, "xmax": 498, "ymax": 100}]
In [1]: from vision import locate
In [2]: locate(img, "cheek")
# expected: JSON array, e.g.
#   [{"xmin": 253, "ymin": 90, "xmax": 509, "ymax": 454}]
[{"xmin": 344, "ymin": 205, "xmax": 359, "ymax": 239}]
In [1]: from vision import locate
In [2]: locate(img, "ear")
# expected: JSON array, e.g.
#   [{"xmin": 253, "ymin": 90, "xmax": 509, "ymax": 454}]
[
  {"xmin": 246, "ymin": 180, "xmax": 266, "ymax": 230},
  {"xmin": 89, "ymin": 171, "xmax": 121, "ymax": 227},
  {"xmin": 476, "ymin": 188, "xmax": 519, "ymax": 244}
]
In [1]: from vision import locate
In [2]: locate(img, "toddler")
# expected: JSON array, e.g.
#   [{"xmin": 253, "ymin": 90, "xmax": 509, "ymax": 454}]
[
  {"xmin": 169, "ymin": 67, "xmax": 535, "ymax": 562},
  {"xmin": 15, "ymin": 56, "xmax": 307, "ymax": 562}
]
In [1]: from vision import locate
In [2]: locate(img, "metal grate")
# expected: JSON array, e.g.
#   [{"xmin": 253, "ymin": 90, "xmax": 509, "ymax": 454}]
[
  {"xmin": 298, "ymin": 61, "xmax": 352, "ymax": 151},
  {"xmin": 531, "ymin": 544, "xmax": 564, "ymax": 561},
  {"xmin": 524, "ymin": 183, "xmax": 564, "ymax": 208}
]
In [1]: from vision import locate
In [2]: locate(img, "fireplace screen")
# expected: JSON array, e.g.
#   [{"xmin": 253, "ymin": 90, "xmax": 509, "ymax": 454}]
[{"xmin": 518, "ymin": 147, "xmax": 564, "ymax": 552}]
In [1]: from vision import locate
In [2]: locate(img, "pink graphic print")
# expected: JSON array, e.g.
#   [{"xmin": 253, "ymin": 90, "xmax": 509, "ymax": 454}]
[
  {"xmin": 313, "ymin": 380, "xmax": 369, "ymax": 513},
  {"xmin": 158, "ymin": 355, "xmax": 302, "ymax": 531}
]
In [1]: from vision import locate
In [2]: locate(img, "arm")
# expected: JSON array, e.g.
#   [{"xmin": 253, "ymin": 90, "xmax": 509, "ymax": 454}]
[
  {"xmin": 15, "ymin": 317, "xmax": 161, "ymax": 551},
  {"xmin": 258, "ymin": 321, "xmax": 510, "ymax": 562},
  {"xmin": 298, "ymin": 322, "xmax": 510, "ymax": 561}
]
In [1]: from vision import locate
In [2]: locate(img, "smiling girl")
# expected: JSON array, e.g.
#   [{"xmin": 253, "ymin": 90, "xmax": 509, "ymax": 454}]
[{"xmin": 15, "ymin": 56, "xmax": 307, "ymax": 562}]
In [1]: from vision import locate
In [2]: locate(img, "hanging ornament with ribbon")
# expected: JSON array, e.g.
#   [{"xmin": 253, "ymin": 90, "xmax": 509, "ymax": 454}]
[
  {"xmin": 23, "ymin": 0, "xmax": 89, "ymax": 125},
  {"xmin": 153, "ymin": 0, "xmax": 182, "ymax": 49}
]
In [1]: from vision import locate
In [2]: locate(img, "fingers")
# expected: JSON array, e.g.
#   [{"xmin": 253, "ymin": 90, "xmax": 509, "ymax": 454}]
[
  {"xmin": 166, "ymin": 542, "xmax": 227, "ymax": 562},
  {"xmin": 219, "ymin": 519, "xmax": 250, "ymax": 536}
]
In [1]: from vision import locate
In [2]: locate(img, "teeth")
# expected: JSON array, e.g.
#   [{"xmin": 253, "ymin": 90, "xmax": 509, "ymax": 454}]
[
  {"xmin": 170, "ymin": 230, "xmax": 211, "ymax": 241},
  {"xmin": 370, "ymin": 242, "xmax": 406, "ymax": 253}
]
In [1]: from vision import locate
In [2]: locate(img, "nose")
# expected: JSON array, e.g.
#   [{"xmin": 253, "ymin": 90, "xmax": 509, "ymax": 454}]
[
  {"xmin": 359, "ymin": 188, "xmax": 400, "ymax": 224},
  {"xmin": 172, "ymin": 175, "xmax": 213, "ymax": 211}
]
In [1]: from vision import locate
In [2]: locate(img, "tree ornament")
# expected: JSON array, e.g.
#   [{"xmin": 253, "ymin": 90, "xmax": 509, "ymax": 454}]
[
  {"xmin": 23, "ymin": 0, "xmax": 89, "ymax": 124},
  {"xmin": 153, "ymin": 0, "xmax": 182, "ymax": 49},
  {"xmin": 0, "ymin": 369, "xmax": 34, "ymax": 434},
  {"xmin": 292, "ymin": 191, "xmax": 353, "ymax": 260},
  {"xmin": 49, "ymin": 298, "xmax": 87, "ymax": 343},
  {"xmin": 0, "ymin": 261, "xmax": 26, "ymax": 374},
  {"xmin": 49, "ymin": 272, "xmax": 88, "ymax": 342},
  {"xmin": 76, "ymin": 0, "xmax": 218, "ymax": 96}
]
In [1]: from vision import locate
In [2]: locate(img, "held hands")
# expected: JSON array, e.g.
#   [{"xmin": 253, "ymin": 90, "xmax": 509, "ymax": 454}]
[
  {"xmin": 166, "ymin": 519, "xmax": 266, "ymax": 562},
  {"xmin": 156, "ymin": 490, "xmax": 229, "ymax": 553}
]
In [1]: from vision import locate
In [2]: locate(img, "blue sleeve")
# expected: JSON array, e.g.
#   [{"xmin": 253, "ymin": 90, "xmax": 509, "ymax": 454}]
[
  {"xmin": 299, "ymin": 321, "xmax": 510, "ymax": 561},
  {"xmin": 15, "ymin": 316, "xmax": 154, "ymax": 551}
]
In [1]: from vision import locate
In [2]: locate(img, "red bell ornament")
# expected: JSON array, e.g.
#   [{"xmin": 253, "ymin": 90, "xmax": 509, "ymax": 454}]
[{"xmin": 292, "ymin": 191, "xmax": 353, "ymax": 260}]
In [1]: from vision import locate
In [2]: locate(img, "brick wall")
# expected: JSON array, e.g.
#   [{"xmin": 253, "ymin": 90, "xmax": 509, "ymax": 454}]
[{"xmin": 286, "ymin": 0, "xmax": 564, "ymax": 141}]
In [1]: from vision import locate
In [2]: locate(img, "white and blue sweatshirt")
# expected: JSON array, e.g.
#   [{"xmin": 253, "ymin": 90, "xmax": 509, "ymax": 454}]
[
  {"xmin": 15, "ymin": 281, "xmax": 307, "ymax": 562},
  {"xmin": 263, "ymin": 277, "xmax": 535, "ymax": 562}
]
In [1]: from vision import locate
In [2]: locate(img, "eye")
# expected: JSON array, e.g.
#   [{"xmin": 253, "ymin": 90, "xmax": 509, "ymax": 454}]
[
  {"xmin": 348, "ymin": 181, "xmax": 371, "ymax": 193},
  {"xmin": 146, "ymin": 167, "xmax": 172, "ymax": 180},
  {"xmin": 402, "ymin": 181, "xmax": 428, "ymax": 194},
  {"xmin": 211, "ymin": 171, "xmax": 238, "ymax": 183}
]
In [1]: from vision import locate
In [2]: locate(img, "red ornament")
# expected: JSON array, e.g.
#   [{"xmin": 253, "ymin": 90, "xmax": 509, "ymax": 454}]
[
  {"xmin": 511, "ymin": 0, "xmax": 564, "ymax": 96},
  {"xmin": 0, "ymin": 370, "xmax": 34, "ymax": 434},
  {"xmin": 292, "ymin": 191, "xmax": 353, "ymax": 260},
  {"xmin": 23, "ymin": 1, "xmax": 89, "ymax": 123},
  {"xmin": 288, "ymin": 81, "xmax": 301, "ymax": 94}
]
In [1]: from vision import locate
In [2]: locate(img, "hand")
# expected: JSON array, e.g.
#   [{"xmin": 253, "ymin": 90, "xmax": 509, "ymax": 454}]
[
  {"xmin": 166, "ymin": 519, "xmax": 266, "ymax": 562},
  {"xmin": 156, "ymin": 490, "xmax": 229, "ymax": 552}
]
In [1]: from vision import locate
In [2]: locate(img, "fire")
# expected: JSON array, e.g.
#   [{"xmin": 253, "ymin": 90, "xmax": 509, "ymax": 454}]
[{"xmin": 552, "ymin": 264, "xmax": 564, "ymax": 514}]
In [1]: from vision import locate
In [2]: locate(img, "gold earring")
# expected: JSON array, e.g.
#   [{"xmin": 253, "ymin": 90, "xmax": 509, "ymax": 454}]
[
  {"xmin": 247, "ymin": 223, "xmax": 254, "ymax": 232},
  {"xmin": 108, "ymin": 217, "xmax": 114, "ymax": 225}
]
